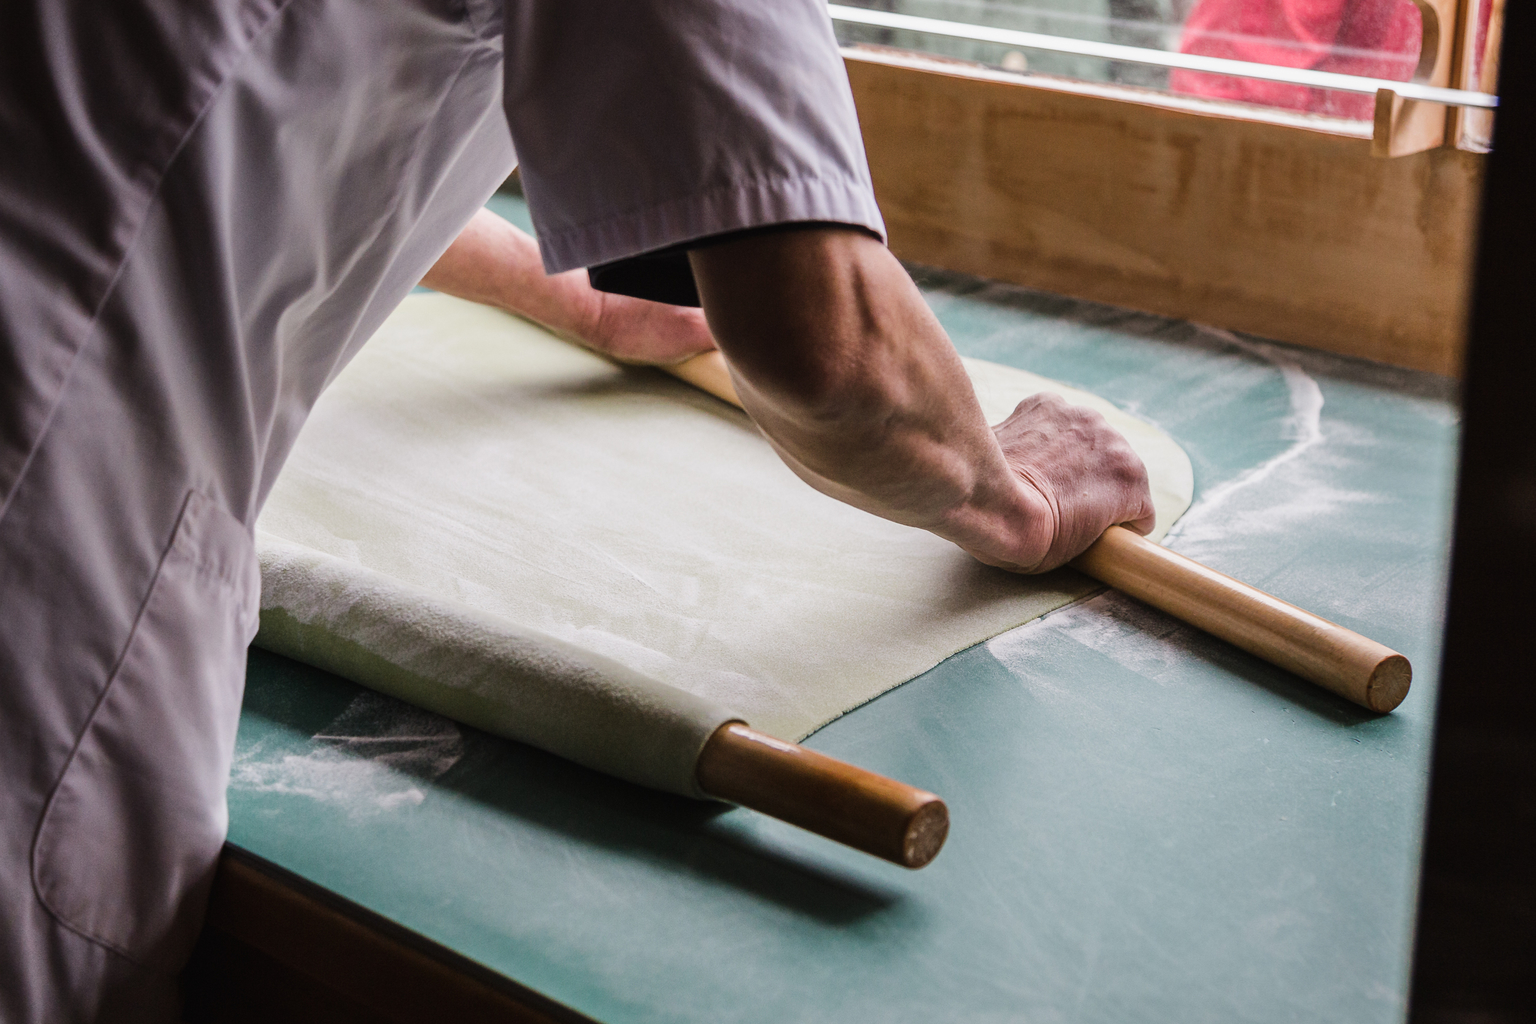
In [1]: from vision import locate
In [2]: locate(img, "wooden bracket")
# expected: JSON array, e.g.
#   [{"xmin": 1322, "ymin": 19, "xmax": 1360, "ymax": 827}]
[
  {"xmin": 1452, "ymin": 0, "xmax": 1503, "ymax": 151},
  {"xmin": 1372, "ymin": 0, "xmax": 1458, "ymax": 157}
]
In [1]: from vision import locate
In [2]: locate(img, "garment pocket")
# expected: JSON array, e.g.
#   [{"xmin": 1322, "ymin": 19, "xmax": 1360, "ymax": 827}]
[{"xmin": 32, "ymin": 489, "xmax": 259, "ymax": 969}]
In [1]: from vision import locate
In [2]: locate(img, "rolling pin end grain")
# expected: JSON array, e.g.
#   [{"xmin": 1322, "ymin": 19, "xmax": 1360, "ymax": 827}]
[
  {"xmin": 903, "ymin": 799, "xmax": 950, "ymax": 869},
  {"xmin": 697, "ymin": 723, "xmax": 950, "ymax": 867},
  {"xmin": 1366, "ymin": 654, "xmax": 1412, "ymax": 713}
]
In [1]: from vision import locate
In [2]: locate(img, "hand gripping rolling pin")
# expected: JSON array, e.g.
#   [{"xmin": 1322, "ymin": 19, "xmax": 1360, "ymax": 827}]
[
  {"xmin": 666, "ymin": 350, "xmax": 1412, "ymax": 715},
  {"xmin": 667, "ymin": 349, "xmax": 1407, "ymax": 871}
]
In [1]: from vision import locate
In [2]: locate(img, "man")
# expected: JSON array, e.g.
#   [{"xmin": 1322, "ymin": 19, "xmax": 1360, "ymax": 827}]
[{"xmin": 0, "ymin": 0, "xmax": 1152, "ymax": 1019}]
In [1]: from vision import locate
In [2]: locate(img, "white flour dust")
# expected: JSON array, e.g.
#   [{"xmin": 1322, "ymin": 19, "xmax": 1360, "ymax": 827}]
[
  {"xmin": 1162, "ymin": 329, "xmax": 1377, "ymax": 568},
  {"xmin": 987, "ymin": 590, "xmax": 1212, "ymax": 709},
  {"xmin": 230, "ymin": 691, "xmax": 464, "ymax": 816},
  {"xmin": 1171, "ymin": 331, "xmax": 1324, "ymax": 527}
]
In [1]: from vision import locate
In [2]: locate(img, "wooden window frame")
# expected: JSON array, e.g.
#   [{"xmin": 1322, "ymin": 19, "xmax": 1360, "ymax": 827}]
[{"xmin": 843, "ymin": 0, "xmax": 1497, "ymax": 377}]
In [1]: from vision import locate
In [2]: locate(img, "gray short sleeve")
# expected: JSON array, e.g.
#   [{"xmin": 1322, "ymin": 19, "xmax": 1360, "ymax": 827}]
[{"xmin": 503, "ymin": 0, "xmax": 886, "ymax": 273}]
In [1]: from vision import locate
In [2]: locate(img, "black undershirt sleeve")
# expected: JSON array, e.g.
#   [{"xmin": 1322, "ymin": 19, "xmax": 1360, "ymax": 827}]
[{"xmin": 586, "ymin": 221, "xmax": 879, "ymax": 308}]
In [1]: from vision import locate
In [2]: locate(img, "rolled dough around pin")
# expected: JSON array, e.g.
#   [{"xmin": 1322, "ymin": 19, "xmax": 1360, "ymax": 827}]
[{"xmin": 254, "ymin": 292, "xmax": 1193, "ymax": 797}]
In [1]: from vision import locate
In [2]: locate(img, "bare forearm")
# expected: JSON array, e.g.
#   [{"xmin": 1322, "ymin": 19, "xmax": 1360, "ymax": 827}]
[
  {"xmin": 421, "ymin": 208, "xmax": 717, "ymax": 366},
  {"xmin": 420, "ymin": 208, "xmax": 599, "ymax": 342},
  {"xmin": 425, "ymin": 215, "xmax": 1150, "ymax": 571},
  {"xmin": 689, "ymin": 228, "xmax": 1048, "ymax": 568}
]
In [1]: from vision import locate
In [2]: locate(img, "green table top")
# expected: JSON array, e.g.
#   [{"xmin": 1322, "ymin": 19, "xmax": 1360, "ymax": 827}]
[{"xmin": 231, "ymin": 195, "xmax": 1457, "ymax": 1024}]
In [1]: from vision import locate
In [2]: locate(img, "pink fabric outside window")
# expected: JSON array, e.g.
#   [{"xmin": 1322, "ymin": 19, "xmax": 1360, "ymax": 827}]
[{"xmin": 1169, "ymin": 0, "xmax": 1423, "ymax": 119}]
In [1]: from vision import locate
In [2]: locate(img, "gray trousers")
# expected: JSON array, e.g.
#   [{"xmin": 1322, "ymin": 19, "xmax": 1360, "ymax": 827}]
[{"xmin": 0, "ymin": 0, "xmax": 512, "ymax": 1017}]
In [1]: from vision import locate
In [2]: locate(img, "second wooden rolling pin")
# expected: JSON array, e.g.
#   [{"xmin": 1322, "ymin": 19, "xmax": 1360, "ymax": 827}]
[
  {"xmin": 696, "ymin": 723, "xmax": 949, "ymax": 869},
  {"xmin": 665, "ymin": 350, "xmax": 1412, "ymax": 714}
]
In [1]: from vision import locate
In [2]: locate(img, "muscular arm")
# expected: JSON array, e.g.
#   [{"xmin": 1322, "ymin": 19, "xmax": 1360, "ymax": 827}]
[
  {"xmin": 425, "ymin": 212, "xmax": 1150, "ymax": 573},
  {"xmin": 690, "ymin": 227, "xmax": 1155, "ymax": 573},
  {"xmin": 421, "ymin": 208, "xmax": 716, "ymax": 365}
]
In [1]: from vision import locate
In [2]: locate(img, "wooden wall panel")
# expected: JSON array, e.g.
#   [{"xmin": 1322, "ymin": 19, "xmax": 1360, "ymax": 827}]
[{"xmin": 847, "ymin": 56, "xmax": 1484, "ymax": 376}]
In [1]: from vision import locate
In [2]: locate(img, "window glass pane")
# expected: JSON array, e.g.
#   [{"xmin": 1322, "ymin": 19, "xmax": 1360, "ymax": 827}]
[{"xmin": 832, "ymin": 0, "xmax": 1429, "ymax": 122}]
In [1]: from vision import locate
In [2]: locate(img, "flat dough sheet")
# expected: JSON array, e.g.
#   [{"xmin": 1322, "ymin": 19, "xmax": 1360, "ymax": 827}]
[{"xmin": 256, "ymin": 293, "xmax": 1192, "ymax": 755}]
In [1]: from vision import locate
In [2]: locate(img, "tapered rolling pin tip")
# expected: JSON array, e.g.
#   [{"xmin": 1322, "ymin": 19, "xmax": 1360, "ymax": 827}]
[{"xmin": 696, "ymin": 723, "xmax": 949, "ymax": 868}]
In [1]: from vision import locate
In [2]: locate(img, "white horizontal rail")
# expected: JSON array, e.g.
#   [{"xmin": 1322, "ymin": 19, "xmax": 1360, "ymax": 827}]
[{"xmin": 829, "ymin": 4, "xmax": 1499, "ymax": 108}]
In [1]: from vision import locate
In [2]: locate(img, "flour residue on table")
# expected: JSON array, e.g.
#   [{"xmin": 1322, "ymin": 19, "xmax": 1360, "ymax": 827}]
[
  {"xmin": 988, "ymin": 323, "xmax": 1419, "ymax": 701},
  {"xmin": 229, "ymin": 691, "xmax": 464, "ymax": 816}
]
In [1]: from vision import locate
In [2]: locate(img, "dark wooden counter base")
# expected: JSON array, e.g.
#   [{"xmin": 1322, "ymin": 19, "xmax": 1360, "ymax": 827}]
[{"xmin": 182, "ymin": 846, "xmax": 593, "ymax": 1024}]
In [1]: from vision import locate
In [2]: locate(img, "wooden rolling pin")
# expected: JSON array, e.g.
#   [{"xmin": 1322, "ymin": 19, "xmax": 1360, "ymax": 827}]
[
  {"xmin": 644, "ymin": 351, "xmax": 951, "ymax": 867},
  {"xmin": 1072, "ymin": 527, "xmax": 1410, "ymax": 712},
  {"xmin": 665, "ymin": 350, "xmax": 1412, "ymax": 714},
  {"xmin": 696, "ymin": 723, "xmax": 949, "ymax": 869}
]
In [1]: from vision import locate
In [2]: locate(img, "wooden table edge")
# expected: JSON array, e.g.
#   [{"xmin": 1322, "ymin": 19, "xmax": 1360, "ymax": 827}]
[{"xmin": 182, "ymin": 843, "xmax": 596, "ymax": 1024}]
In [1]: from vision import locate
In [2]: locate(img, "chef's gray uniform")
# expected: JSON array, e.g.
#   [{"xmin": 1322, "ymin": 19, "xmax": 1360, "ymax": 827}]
[{"xmin": 0, "ymin": 0, "xmax": 883, "ymax": 1018}]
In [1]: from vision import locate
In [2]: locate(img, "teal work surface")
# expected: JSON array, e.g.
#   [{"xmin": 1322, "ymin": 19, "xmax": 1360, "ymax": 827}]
[{"xmin": 234, "ymin": 214, "xmax": 1457, "ymax": 1024}]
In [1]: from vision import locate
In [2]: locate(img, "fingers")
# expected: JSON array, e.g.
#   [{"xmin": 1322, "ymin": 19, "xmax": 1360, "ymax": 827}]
[
  {"xmin": 994, "ymin": 393, "xmax": 1156, "ymax": 571},
  {"xmin": 1122, "ymin": 504, "xmax": 1158, "ymax": 538}
]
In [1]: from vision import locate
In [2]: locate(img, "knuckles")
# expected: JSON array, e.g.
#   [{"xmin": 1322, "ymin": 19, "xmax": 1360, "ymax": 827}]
[{"xmin": 995, "ymin": 390, "xmax": 1157, "ymax": 567}]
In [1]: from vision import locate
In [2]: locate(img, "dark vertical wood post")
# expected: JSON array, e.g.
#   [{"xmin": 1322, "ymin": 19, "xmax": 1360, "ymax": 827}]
[{"xmin": 1408, "ymin": 6, "xmax": 1536, "ymax": 1019}]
